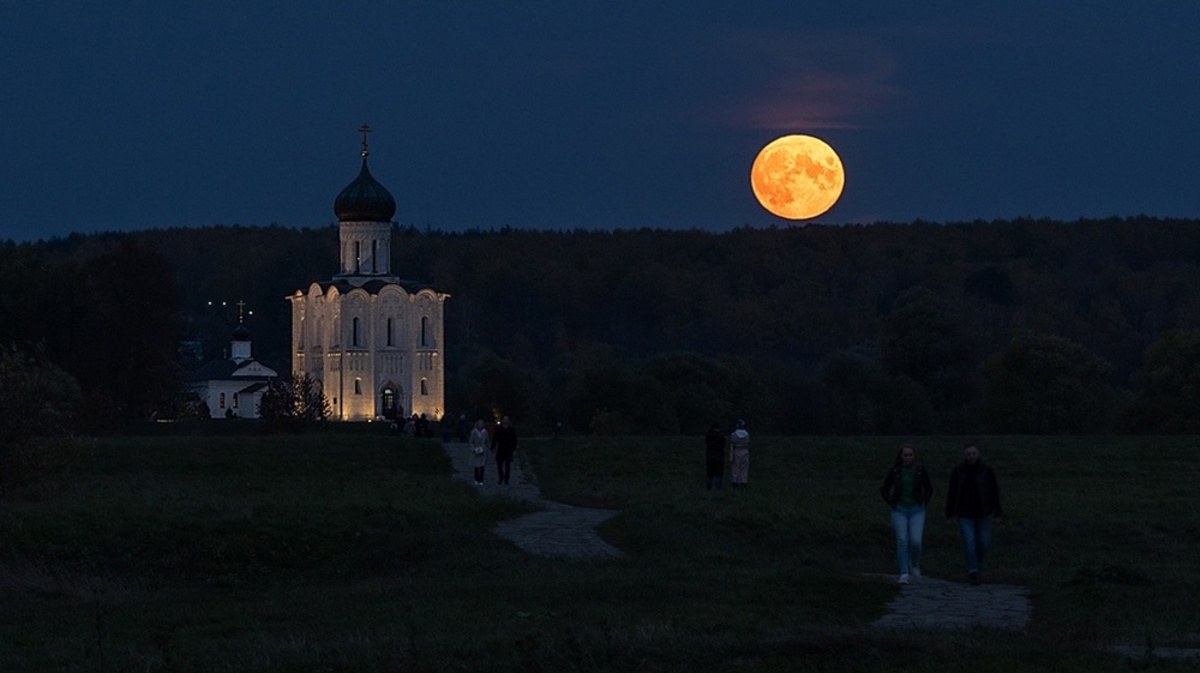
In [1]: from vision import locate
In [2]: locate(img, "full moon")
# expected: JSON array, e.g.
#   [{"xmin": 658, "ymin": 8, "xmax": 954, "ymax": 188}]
[{"xmin": 750, "ymin": 135, "xmax": 845, "ymax": 220}]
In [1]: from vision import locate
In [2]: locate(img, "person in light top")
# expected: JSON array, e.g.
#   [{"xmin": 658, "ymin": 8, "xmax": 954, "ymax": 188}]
[
  {"xmin": 468, "ymin": 419, "xmax": 490, "ymax": 486},
  {"xmin": 729, "ymin": 420, "xmax": 750, "ymax": 489}
]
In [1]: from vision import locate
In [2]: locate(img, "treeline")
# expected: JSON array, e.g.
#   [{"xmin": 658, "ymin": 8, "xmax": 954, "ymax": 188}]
[{"xmin": 3, "ymin": 217, "xmax": 1200, "ymax": 435}]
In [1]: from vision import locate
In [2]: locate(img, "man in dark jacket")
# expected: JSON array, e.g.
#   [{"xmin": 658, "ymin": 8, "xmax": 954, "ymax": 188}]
[
  {"xmin": 704, "ymin": 423, "xmax": 725, "ymax": 491},
  {"xmin": 491, "ymin": 415, "xmax": 518, "ymax": 485},
  {"xmin": 945, "ymin": 443, "xmax": 1003, "ymax": 585}
]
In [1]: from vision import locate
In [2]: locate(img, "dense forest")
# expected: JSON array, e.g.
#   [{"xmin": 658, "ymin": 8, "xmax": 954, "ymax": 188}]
[{"xmin": 4, "ymin": 217, "xmax": 1200, "ymax": 436}]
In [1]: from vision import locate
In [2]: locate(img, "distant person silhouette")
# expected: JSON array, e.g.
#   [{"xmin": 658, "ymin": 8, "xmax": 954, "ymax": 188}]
[
  {"xmin": 491, "ymin": 415, "xmax": 518, "ymax": 485},
  {"xmin": 704, "ymin": 423, "xmax": 725, "ymax": 490}
]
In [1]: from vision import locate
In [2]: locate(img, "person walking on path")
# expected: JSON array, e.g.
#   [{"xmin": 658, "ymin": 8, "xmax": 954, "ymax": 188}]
[
  {"xmin": 491, "ymin": 415, "xmax": 518, "ymax": 485},
  {"xmin": 468, "ymin": 418, "xmax": 490, "ymax": 485},
  {"xmin": 729, "ymin": 420, "xmax": 750, "ymax": 489},
  {"xmin": 880, "ymin": 443, "xmax": 933, "ymax": 585},
  {"xmin": 945, "ymin": 443, "xmax": 1003, "ymax": 586},
  {"xmin": 704, "ymin": 423, "xmax": 725, "ymax": 490}
]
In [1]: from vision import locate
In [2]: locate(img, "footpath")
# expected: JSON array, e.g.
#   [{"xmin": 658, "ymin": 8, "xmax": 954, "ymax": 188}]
[
  {"xmin": 869, "ymin": 574, "xmax": 1032, "ymax": 631},
  {"xmin": 442, "ymin": 441, "xmax": 624, "ymax": 560},
  {"xmin": 443, "ymin": 441, "xmax": 1043, "ymax": 633}
]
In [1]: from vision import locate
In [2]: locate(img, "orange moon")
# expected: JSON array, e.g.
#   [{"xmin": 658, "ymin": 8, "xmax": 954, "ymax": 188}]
[{"xmin": 750, "ymin": 135, "xmax": 845, "ymax": 220}]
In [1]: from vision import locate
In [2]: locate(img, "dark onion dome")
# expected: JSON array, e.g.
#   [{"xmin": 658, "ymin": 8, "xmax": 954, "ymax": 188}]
[
  {"xmin": 232, "ymin": 323, "xmax": 251, "ymax": 341},
  {"xmin": 334, "ymin": 158, "xmax": 396, "ymax": 222}
]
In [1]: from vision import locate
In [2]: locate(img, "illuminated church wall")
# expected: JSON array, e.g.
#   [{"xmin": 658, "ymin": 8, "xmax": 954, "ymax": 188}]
[{"xmin": 288, "ymin": 128, "xmax": 448, "ymax": 422}]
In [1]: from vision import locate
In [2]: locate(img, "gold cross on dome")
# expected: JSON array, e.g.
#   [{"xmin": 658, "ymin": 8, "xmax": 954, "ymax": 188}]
[
  {"xmin": 236, "ymin": 299, "xmax": 246, "ymax": 323},
  {"xmin": 359, "ymin": 123, "xmax": 371, "ymax": 158}
]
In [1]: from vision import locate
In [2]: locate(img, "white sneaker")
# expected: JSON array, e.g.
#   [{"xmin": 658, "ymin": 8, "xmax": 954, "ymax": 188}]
[
  {"xmin": 910, "ymin": 567, "xmax": 921, "ymax": 580},
  {"xmin": 898, "ymin": 573, "xmax": 909, "ymax": 585}
]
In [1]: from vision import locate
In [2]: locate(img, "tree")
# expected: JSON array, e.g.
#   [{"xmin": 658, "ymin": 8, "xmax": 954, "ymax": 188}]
[
  {"xmin": 294, "ymin": 373, "xmax": 331, "ymax": 425},
  {"xmin": 257, "ymin": 373, "xmax": 330, "ymax": 431},
  {"xmin": 0, "ymin": 344, "xmax": 85, "ymax": 493},
  {"xmin": 879, "ymin": 286, "xmax": 979, "ymax": 430},
  {"xmin": 818, "ymin": 344, "xmax": 935, "ymax": 435},
  {"xmin": 1121, "ymin": 330, "xmax": 1200, "ymax": 433},
  {"xmin": 0, "ymin": 344, "xmax": 81, "ymax": 456},
  {"xmin": 983, "ymin": 331, "xmax": 1114, "ymax": 434},
  {"xmin": 448, "ymin": 348, "xmax": 532, "ymax": 425},
  {"xmin": 257, "ymin": 379, "xmax": 295, "ymax": 427},
  {"xmin": 563, "ymin": 344, "xmax": 676, "ymax": 434},
  {"xmin": 644, "ymin": 352, "xmax": 775, "ymax": 434},
  {"xmin": 46, "ymin": 239, "xmax": 184, "ymax": 421}
]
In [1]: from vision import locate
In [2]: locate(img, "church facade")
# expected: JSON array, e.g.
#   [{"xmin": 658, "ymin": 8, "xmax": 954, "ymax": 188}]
[{"xmin": 287, "ymin": 128, "xmax": 448, "ymax": 421}]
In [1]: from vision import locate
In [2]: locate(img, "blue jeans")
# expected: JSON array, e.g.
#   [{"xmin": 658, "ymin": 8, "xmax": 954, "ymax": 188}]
[
  {"xmin": 957, "ymin": 516, "xmax": 993, "ymax": 574},
  {"xmin": 890, "ymin": 505, "xmax": 925, "ymax": 575}
]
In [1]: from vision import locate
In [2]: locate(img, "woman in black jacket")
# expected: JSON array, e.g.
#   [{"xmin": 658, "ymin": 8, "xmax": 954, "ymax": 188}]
[{"xmin": 879, "ymin": 444, "xmax": 933, "ymax": 584}]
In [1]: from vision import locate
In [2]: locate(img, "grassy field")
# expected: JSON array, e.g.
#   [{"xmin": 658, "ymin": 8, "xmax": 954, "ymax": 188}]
[{"xmin": 0, "ymin": 431, "xmax": 1197, "ymax": 671}]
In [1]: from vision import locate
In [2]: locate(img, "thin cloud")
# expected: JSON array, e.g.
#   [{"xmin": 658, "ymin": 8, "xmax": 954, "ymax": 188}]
[{"xmin": 715, "ymin": 26, "xmax": 918, "ymax": 131}]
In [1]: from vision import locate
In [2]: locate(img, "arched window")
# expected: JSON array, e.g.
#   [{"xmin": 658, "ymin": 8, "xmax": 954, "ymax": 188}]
[
  {"xmin": 371, "ymin": 240, "xmax": 378, "ymax": 273},
  {"xmin": 353, "ymin": 241, "xmax": 361, "ymax": 273},
  {"xmin": 420, "ymin": 378, "xmax": 428, "ymax": 395},
  {"xmin": 352, "ymin": 317, "xmax": 361, "ymax": 346},
  {"xmin": 386, "ymin": 317, "xmax": 394, "ymax": 346},
  {"xmin": 354, "ymin": 378, "xmax": 362, "ymax": 395},
  {"xmin": 232, "ymin": 393, "xmax": 239, "ymax": 409},
  {"xmin": 219, "ymin": 392, "xmax": 226, "ymax": 408},
  {"xmin": 421, "ymin": 316, "xmax": 429, "ymax": 347}
]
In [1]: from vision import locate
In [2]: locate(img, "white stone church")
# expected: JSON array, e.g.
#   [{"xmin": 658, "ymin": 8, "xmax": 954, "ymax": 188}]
[
  {"xmin": 186, "ymin": 317, "xmax": 279, "ymax": 419},
  {"xmin": 287, "ymin": 127, "xmax": 448, "ymax": 421}
]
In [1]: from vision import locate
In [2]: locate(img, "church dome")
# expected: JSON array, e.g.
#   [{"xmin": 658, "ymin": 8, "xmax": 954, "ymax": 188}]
[
  {"xmin": 232, "ymin": 323, "xmax": 251, "ymax": 341},
  {"xmin": 334, "ymin": 158, "xmax": 396, "ymax": 222}
]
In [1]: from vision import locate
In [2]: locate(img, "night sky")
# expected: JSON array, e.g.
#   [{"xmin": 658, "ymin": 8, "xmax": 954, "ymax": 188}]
[{"xmin": 3, "ymin": 2, "xmax": 1199, "ymax": 242}]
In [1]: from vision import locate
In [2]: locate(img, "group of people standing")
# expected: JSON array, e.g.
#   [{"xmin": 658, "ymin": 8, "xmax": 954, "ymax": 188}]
[
  {"xmin": 704, "ymin": 420, "xmax": 751, "ymax": 491},
  {"xmin": 880, "ymin": 443, "xmax": 1003, "ymax": 586},
  {"xmin": 467, "ymin": 416, "xmax": 518, "ymax": 486}
]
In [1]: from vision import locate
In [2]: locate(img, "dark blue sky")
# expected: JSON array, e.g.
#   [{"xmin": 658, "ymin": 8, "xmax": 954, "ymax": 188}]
[{"xmin": 3, "ymin": 2, "xmax": 1199, "ymax": 242}]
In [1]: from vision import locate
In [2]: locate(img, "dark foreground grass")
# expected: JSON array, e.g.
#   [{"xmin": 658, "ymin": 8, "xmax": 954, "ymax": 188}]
[{"xmin": 0, "ymin": 433, "xmax": 1197, "ymax": 672}]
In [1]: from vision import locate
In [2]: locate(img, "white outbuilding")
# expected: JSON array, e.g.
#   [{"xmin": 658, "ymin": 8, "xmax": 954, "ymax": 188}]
[{"xmin": 186, "ymin": 320, "xmax": 279, "ymax": 418}]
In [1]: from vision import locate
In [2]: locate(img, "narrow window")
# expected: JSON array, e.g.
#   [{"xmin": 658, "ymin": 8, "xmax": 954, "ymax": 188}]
[
  {"xmin": 371, "ymin": 240, "xmax": 378, "ymax": 273},
  {"xmin": 421, "ymin": 316, "xmax": 429, "ymax": 347},
  {"xmin": 352, "ymin": 317, "xmax": 361, "ymax": 346},
  {"xmin": 420, "ymin": 378, "xmax": 428, "ymax": 395},
  {"xmin": 386, "ymin": 317, "xmax": 394, "ymax": 346},
  {"xmin": 355, "ymin": 378, "xmax": 362, "ymax": 395},
  {"xmin": 353, "ymin": 241, "xmax": 361, "ymax": 273},
  {"xmin": 219, "ymin": 392, "xmax": 226, "ymax": 408},
  {"xmin": 232, "ymin": 393, "xmax": 239, "ymax": 409}
]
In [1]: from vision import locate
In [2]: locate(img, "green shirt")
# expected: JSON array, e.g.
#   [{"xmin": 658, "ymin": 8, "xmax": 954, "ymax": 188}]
[{"xmin": 899, "ymin": 467, "xmax": 916, "ymax": 507}]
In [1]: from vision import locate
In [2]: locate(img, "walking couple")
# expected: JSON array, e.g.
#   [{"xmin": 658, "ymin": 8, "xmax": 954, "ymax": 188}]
[{"xmin": 880, "ymin": 443, "xmax": 1003, "ymax": 586}]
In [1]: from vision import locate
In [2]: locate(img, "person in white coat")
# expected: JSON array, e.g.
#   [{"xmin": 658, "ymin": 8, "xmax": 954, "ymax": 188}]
[
  {"xmin": 468, "ymin": 419, "xmax": 490, "ymax": 485},
  {"xmin": 729, "ymin": 420, "xmax": 750, "ymax": 489}
]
